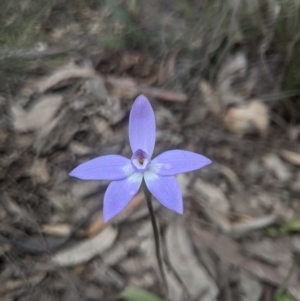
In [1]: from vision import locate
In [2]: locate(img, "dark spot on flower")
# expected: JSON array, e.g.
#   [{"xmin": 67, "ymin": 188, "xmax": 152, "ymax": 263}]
[{"xmin": 138, "ymin": 157, "xmax": 145, "ymax": 164}]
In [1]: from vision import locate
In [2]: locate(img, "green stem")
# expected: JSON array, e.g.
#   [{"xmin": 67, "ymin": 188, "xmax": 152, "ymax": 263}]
[
  {"xmin": 142, "ymin": 180, "xmax": 169, "ymax": 300},
  {"xmin": 276, "ymin": 253, "xmax": 300, "ymax": 296}
]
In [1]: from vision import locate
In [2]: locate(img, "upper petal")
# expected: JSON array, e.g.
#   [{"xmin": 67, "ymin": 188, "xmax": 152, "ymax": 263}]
[
  {"xmin": 144, "ymin": 171, "xmax": 183, "ymax": 214},
  {"xmin": 129, "ymin": 95, "xmax": 156, "ymax": 157},
  {"xmin": 150, "ymin": 150, "xmax": 211, "ymax": 176},
  {"xmin": 103, "ymin": 173, "xmax": 143, "ymax": 222},
  {"xmin": 69, "ymin": 155, "xmax": 134, "ymax": 180}
]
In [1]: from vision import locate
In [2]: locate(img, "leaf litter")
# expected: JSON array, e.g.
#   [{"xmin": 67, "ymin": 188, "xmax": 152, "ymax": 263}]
[
  {"xmin": 1, "ymin": 1, "xmax": 300, "ymax": 300},
  {"xmin": 166, "ymin": 218, "xmax": 218, "ymax": 300},
  {"xmin": 52, "ymin": 226, "xmax": 118, "ymax": 267}
]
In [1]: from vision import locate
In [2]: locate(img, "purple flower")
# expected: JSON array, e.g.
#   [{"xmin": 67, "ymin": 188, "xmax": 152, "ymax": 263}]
[{"xmin": 70, "ymin": 95, "xmax": 211, "ymax": 222}]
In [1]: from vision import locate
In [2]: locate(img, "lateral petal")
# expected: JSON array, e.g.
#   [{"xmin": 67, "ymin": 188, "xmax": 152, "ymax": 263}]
[
  {"xmin": 69, "ymin": 155, "xmax": 133, "ymax": 180},
  {"xmin": 150, "ymin": 150, "xmax": 211, "ymax": 176}
]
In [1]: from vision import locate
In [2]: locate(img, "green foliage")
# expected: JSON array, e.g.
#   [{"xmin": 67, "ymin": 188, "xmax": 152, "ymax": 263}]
[
  {"xmin": 105, "ymin": 0, "xmax": 144, "ymax": 45},
  {"xmin": 275, "ymin": 291, "xmax": 296, "ymax": 301},
  {"xmin": 272, "ymin": 1, "xmax": 300, "ymax": 91},
  {"xmin": 99, "ymin": 36, "xmax": 126, "ymax": 49},
  {"xmin": 0, "ymin": 1, "xmax": 47, "ymax": 48},
  {"xmin": 116, "ymin": 287, "xmax": 164, "ymax": 301},
  {"xmin": 280, "ymin": 217, "xmax": 300, "ymax": 234},
  {"xmin": 267, "ymin": 217, "xmax": 300, "ymax": 237}
]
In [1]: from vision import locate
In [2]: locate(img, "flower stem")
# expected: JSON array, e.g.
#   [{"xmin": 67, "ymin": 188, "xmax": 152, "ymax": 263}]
[{"xmin": 142, "ymin": 180, "xmax": 168, "ymax": 300}]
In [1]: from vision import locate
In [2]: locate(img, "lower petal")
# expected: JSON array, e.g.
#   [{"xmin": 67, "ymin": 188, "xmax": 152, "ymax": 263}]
[
  {"xmin": 103, "ymin": 173, "xmax": 143, "ymax": 222},
  {"xmin": 144, "ymin": 171, "xmax": 183, "ymax": 214}
]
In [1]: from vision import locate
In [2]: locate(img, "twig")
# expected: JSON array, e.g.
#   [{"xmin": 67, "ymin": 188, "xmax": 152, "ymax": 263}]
[
  {"xmin": 0, "ymin": 45, "xmax": 73, "ymax": 60},
  {"xmin": 105, "ymin": 75, "xmax": 188, "ymax": 103}
]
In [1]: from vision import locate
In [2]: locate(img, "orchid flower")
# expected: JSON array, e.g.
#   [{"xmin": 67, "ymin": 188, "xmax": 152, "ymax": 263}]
[{"xmin": 70, "ymin": 95, "xmax": 211, "ymax": 222}]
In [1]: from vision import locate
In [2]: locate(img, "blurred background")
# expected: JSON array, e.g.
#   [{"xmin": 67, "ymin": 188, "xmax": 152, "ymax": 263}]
[{"xmin": 0, "ymin": 0, "xmax": 300, "ymax": 300}]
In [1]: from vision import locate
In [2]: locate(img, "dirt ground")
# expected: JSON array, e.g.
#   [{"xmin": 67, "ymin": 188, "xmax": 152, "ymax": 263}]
[{"xmin": 1, "ymin": 1, "xmax": 300, "ymax": 301}]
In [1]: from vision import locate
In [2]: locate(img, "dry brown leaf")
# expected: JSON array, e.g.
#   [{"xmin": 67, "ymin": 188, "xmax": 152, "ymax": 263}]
[
  {"xmin": 119, "ymin": 52, "xmax": 141, "ymax": 73},
  {"xmin": 29, "ymin": 158, "xmax": 50, "ymax": 184},
  {"xmin": 223, "ymin": 100, "xmax": 269, "ymax": 138},
  {"xmin": 79, "ymin": 213, "xmax": 105, "ymax": 238},
  {"xmin": 158, "ymin": 48, "xmax": 180, "ymax": 85},
  {"xmin": 0, "ymin": 244, "xmax": 10, "ymax": 256},
  {"xmin": 105, "ymin": 76, "xmax": 188, "ymax": 102},
  {"xmin": 193, "ymin": 178, "xmax": 231, "ymax": 231},
  {"xmin": 33, "ymin": 114, "xmax": 60, "ymax": 151},
  {"xmin": 92, "ymin": 116, "xmax": 113, "ymax": 139},
  {"xmin": 140, "ymin": 86, "xmax": 188, "ymax": 103},
  {"xmin": 217, "ymin": 52, "xmax": 248, "ymax": 106},
  {"xmin": 176, "ymin": 173, "xmax": 191, "ymax": 197},
  {"xmin": 292, "ymin": 171, "xmax": 300, "ymax": 193},
  {"xmin": 164, "ymin": 268, "xmax": 186, "ymax": 301},
  {"xmin": 71, "ymin": 180, "xmax": 104, "ymax": 200},
  {"xmin": 85, "ymin": 77, "xmax": 126, "ymax": 125},
  {"xmin": 92, "ymin": 262, "xmax": 125, "ymax": 288},
  {"xmin": 52, "ymin": 226, "xmax": 117, "ymax": 267},
  {"xmin": 33, "ymin": 109, "xmax": 80, "ymax": 155},
  {"xmin": 129, "ymin": 272, "xmax": 156, "ymax": 288},
  {"xmin": 262, "ymin": 153, "xmax": 292, "ymax": 182},
  {"xmin": 84, "ymin": 284, "xmax": 104, "ymax": 300},
  {"xmin": 240, "ymin": 272, "xmax": 263, "ymax": 301},
  {"xmin": 199, "ymin": 78, "xmax": 221, "ymax": 115},
  {"xmin": 288, "ymin": 126, "xmax": 300, "ymax": 141},
  {"xmin": 280, "ymin": 149, "xmax": 300, "ymax": 166},
  {"xmin": 0, "ymin": 203, "xmax": 6, "ymax": 220},
  {"xmin": 106, "ymin": 76, "xmax": 139, "ymax": 100},
  {"xmin": 0, "ymin": 192, "xmax": 31, "ymax": 222},
  {"xmin": 119, "ymin": 256, "xmax": 152, "ymax": 274},
  {"xmin": 191, "ymin": 226, "xmax": 300, "ymax": 299},
  {"xmin": 219, "ymin": 164, "xmax": 244, "ymax": 192},
  {"xmin": 166, "ymin": 219, "xmax": 218, "ymax": 300},
  {"xmin": 0, "ymin": 130, "xmax": 8, "ymax": 146},
  {"xmin": 0, "ymin": 272, "xmax": 46, "ymax": 294},
  {"xmin": 41, "ymin": 223, "xmax": 72, "ymax": 237},
  {"xmin": 12, "ymin": 95, "xmax": 63, "ymax": 132},
  {"xmin": 230, "ymin": 214, "xmax": 277, "ymax": 236},
  {"xmin": 102, "ymin": 239, "xmax": 138, "ymax": 266},
  {"xmin": 33, "ymin": 63, "xmax": 95, "ymax": 93},
  {"xmin": 70, "ymin": 142, "xmax": 93, "ymax": 156},
  {"xmin": 243, "ymin": 238, "xmax": 292, "ymax": 265}
]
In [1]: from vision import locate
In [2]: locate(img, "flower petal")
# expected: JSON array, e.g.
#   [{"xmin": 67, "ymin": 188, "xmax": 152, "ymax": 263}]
[
  {"xmin": 129, "ymin": 95, "xmax": 156, "ymax": 157},
  {"xmin": 69, "ymin": 155, "xmax": 134, "ymax": 180},
  {"xmin": 150, "ymin": 150, "xmax": 211, "ymax": 176},
  {"xmin": 103, "ymin": 173, "xmax": 143, "ymax": 222},
  {"xmin": 144, "ymin": 171, "xmax": 183, "ymax": 214}
]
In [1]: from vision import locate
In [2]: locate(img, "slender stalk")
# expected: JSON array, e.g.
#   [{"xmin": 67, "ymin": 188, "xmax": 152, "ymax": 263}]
[
  {"xmin": 142, "ymin": 180, "xmax": 168, "ymax": 300},
  {"xmin": 276, "ymin": 253, "xmax": 300, "ymax": 296}
]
